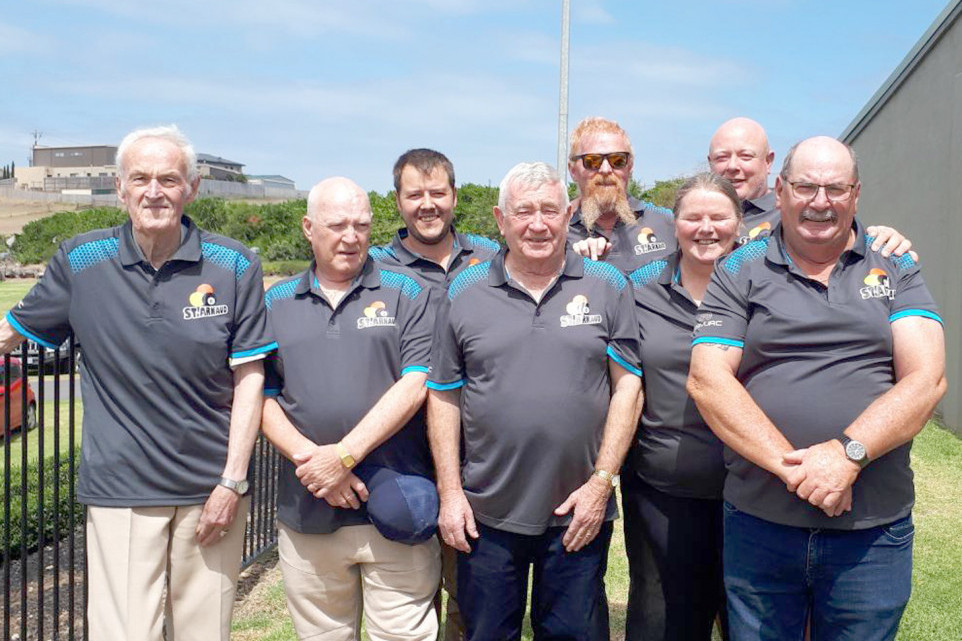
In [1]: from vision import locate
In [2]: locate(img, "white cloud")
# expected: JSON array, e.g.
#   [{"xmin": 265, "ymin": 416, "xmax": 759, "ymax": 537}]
[
  {"xmin": 575, "ymin": 1, "xmax": 615, "ymax": 25},
  {"xmin": 0, "ymin": 22, "xmax": 51, "ymax": 54}
]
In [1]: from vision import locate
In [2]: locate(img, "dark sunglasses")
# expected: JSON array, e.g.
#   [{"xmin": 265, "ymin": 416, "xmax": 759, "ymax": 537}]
[{"xmin": 572, "ymin": 152, "xmax": 631, "ymax": 171}]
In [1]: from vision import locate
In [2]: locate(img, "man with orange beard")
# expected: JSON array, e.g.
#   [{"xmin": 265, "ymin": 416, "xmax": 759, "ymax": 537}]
[{"xmin": 567, "ymin": 117, "xmax": 675, "ymax": 273}]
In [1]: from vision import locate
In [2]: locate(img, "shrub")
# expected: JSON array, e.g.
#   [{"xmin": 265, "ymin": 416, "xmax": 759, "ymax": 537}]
[{"xmin": 2, "ymin": 447, "xmax": 84, "ymax": 560}]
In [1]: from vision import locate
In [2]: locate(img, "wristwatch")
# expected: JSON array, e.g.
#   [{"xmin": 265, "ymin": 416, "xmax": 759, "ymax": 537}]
[
  {"xmin": 335, "ymin": 441, "xmax": 356, "ymax": 469},
  {"xmin": 837, "ymin": 435, "xmax": 869, "ymax": 469},
  {"xmin": 592, "ymin": 469, "xmax": 620, "ymax": 489},
  {"xmin": 218, "ymin": 476, "xmax": 250, "ymax": 495}
]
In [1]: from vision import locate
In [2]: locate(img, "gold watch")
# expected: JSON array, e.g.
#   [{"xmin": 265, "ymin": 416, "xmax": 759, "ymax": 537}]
[
  {"xmin": 592, "ymin": 469, "xmax": 619, "ymax": 489},
  {"xmin": 335, "ymin": 441, "xmax": 356, "ymax": 469}
]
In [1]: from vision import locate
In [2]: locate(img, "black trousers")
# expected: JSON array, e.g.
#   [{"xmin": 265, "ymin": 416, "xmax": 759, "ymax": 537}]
[{"xmin": 621, "ymin": 474, "xmax": 727, "ymax": 641}]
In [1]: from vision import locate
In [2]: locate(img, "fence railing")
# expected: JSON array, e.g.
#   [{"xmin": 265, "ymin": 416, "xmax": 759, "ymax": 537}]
[{"xmin": 1, "ymin": 339, "xmax": 279, "ymax": 640}]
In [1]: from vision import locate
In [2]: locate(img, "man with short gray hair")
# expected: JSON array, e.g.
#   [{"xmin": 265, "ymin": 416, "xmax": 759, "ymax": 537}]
[
  {"xmin": 428, "ymin": 162, "xmax": 643, "ymax": 639},
  {"xmin": 0, "ymin": 124, "xmax": 275, "ymax": 640}
]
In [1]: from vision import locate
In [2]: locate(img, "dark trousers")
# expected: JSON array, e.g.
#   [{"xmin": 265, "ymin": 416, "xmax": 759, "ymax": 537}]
[
  {"xmin": 622, "ymin": 475, "xmax": 727, "ymax": 641},
  {"xmin": 457, "ymin": 522, "xmax": 612, "ymax": 641}
]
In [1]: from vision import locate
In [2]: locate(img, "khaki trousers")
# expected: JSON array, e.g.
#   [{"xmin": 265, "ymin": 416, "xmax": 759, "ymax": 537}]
[
  {"xmin": 278, "ymin": 522, "xmax": 440, "ymax": 641},
  {"xmin": 86, "ymin": 498, "xmax": 249, "ymax": 641}
]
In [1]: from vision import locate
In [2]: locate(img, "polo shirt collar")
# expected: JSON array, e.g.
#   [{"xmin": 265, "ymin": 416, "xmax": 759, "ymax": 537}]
[
  {"xmin": 488, "ymin": 247, "xmax": 583, "ymax": 288},
  {"xmin": 743, "ymin": 190, "xmax": 776, "ymax": 217},
  {"xmin": 119, "ymin": 215, "xmax": 201, "ymax": 267},
  {"xmin": 767, "ymin": 219, "xmax": 866, "ymax": 268},
  {"xmin": 390, "ymin": 226, "xmax": 471, "ymax": 266},
  {"xmin": 296, "ymin": 256, "xmax": 381, "ymax": 298}
]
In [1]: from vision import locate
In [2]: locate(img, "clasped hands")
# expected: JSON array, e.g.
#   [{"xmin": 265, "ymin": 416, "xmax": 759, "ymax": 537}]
[
  {"xmin": 780, "ymin": 439, "xmax": 861, "ymax": 517},
  {"xmin": 292, "ymin": 444, "xmax": 369, "ymax": 509}
]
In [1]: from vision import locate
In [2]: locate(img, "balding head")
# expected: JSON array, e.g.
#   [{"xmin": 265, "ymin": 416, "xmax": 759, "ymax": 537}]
[
  {"xmin": 779, "ymin": 136, "xmax": 858, "ymax": 184},
  {"xmin": 303, "ymin": 177, "xmax": 372, "ymax": 284},
  {"xmin": 307, "ymin": 177, "xmax": 370, "ymax": 222},
  {"xmin": 708, "ymin": 117, "xmax": 774, "ymax": 201}
]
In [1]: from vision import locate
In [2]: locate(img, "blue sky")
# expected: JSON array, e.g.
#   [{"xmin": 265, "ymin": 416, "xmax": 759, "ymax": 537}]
[{"xmin": 0, "ymin": 0, "xmax": 950, "ymax": 193}]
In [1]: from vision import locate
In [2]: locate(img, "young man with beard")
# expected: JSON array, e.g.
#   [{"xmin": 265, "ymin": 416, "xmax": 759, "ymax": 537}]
[
  {"xmin": 567, "ymin": 117, "xmax": 675, "ymax": 273},
  {"xmin": 369, "ymin": 149, "xmax": 500, "ymax": 290}
]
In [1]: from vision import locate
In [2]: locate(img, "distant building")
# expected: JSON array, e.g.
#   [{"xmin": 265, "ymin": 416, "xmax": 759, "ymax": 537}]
[
  {"xmin": 197, "ymin": 153, "xmax": 245, "ymax": 181},
  {"xmin": 841, "ymin": 0, "xmax": 962, "ymax": 431},
  {"xmin": 247, "ymin": 174, "xmax": 296, "ymax": 191},
  {"xmin": 15, "ymin": 145, "xmax": 119, "ymax": 192}
]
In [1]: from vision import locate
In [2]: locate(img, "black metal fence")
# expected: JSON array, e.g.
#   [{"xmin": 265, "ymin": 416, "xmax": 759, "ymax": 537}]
[{"xmin": 1, "ymin": 339, "xmax": 280, "ymax": 640}]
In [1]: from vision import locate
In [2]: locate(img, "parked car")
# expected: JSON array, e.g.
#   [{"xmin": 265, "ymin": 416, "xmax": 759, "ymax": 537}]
[
  {"xmin": 1, "ymin": 357, "xmax": 37, "ymax": 436},
  {"xmin": 26, "ymin": 339, "xmax": 80, "ymax": 374}
]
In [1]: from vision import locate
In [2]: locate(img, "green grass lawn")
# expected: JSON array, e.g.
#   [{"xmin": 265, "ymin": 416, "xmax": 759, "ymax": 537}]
[
  {"xmin": 1, "ymin": 398, "xmax": 83, "ymax": 473},
  {"xmin": 0, "ymin": 278, "xmax": 33, "ymax": 314},
  {"xmin": 231, "ymin": 422, "xmax": 962, "ymax": 641}
]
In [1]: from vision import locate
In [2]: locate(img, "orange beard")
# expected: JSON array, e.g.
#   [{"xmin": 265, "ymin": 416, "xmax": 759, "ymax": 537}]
[{"xmin": 580, "ymin": 176, "xmax": 635, "ymax": 232}]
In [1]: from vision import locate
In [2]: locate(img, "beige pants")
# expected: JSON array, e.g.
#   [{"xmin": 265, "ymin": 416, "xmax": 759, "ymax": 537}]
[
  {"xmin": 86, "ymin": 498, "xmax": 249, "ymax": 641},
  {"xmin": 278, "ymin": 522, "xmax": 441, "ymax": 641}
]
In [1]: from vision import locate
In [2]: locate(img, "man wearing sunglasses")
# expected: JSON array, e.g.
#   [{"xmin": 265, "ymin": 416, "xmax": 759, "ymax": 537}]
[{"xmin": 567, "ymin": 117, "xmax": 676, "ymax": 273}]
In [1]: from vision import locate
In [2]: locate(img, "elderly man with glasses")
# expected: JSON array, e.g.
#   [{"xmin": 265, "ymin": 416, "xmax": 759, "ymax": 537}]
[{"xmin": 688, "ymin": 136, "xmax": 946, "ymax": 640}]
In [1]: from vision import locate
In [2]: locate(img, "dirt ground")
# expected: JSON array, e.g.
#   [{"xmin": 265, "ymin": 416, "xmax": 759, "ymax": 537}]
[{"xmin": 0, "ymin": 200, "xmax": 86, "ymax": 236}]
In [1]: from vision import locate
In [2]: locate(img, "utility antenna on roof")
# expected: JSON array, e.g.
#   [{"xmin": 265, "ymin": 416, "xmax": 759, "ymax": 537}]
[{"xmin": 31, "ymin": 130, "xmax": 43, "ymax": 147}]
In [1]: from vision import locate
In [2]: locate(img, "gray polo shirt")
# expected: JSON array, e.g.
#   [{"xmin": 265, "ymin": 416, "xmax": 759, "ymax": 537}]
[
  {"xmin": 736, "ymin": 190, "xmax": 779, "ymax": 246},
  {"xmin": 692, "ymin": 221, "xmax": 942, "ymax": 529},
  {"xmin": 6, "ymin": 217, "xmax": 276, "ymax": 507},
  {"xmin": 368, "ymin": 227, "xmax": 500, "ymax": 290},
  {"xmin": 627, "ymin": 250, "xmax": 725, "ymax": 499},
  {"xmin": 568, "ymin": 196, "xmax": 676, "ymax": 273},
  {"xmin": 264, "ymin": 258, "xmax": 434, "ymax": 534},
  {"xmin": 427, "ymin": 248, "xmax": 642, "ymax": 535}
]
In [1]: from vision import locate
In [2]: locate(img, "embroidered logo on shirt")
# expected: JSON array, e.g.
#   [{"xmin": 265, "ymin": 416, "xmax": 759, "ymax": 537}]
[
  {"xmin": 183, "ymin": 284, "xmax": 229, "ymax": 320},
  {"xmin": 860, "ymin": 268, "xmax": 895, "ymax": 300},
  {"xmin": 357, "ymin": 301, "xmax": 397, "ymax": 329},
  {"xmin": 633, "ymin": 227, "xmax": 668, "ymax": 255},
  {"xmin": 560, "ymin": 295, "xmax": 603, "ymax": 328},
  {"xmin": 695, "ymin": 312, "xmax": 722, "ymax": 330},
  {"xmin": 737, "ymin": 221, "xmax": 772, "ymax": 246}
]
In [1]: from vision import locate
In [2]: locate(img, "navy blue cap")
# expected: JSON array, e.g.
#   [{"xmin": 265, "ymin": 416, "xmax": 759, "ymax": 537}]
[{"xmin": 355, "ymin": 465, "xmax": 439, "ymax": 545}]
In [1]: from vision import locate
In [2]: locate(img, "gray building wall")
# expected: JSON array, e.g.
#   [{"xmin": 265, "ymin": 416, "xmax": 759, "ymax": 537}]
[
  {"xmin": 33, "ymin": 146, "xmax": 118, "ymax": 168},
  {"xmin": 842, "ymin": 5, "xmax": 962, "ymax": 432}
]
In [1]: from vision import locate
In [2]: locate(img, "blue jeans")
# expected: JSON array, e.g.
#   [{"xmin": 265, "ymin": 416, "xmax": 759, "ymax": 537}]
[
  {"xmin": 457, "ymin": 522, "xmax": 612, "ymax": 641},
  {"xmin": 723, "ymin": 503, "xmax": 913, "ymax": 641}
]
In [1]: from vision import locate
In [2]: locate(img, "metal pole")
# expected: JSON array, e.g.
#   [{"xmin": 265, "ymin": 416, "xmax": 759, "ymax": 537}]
[{"xmin": 557, "ymin": 0, "xmax": 570, "ymax": 180}]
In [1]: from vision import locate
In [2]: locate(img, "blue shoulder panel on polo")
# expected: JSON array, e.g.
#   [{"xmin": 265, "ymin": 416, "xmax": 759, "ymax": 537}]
[
  {"xmin": 629, "ymin": 259, "xmax": 668, "ymax": 289},
  {"xmin": 582, "ymin": 258, "xmax": 627, "ymax": 291},
  {"xmin": 264, "ymin": 278, "xmax": 299, "ymax": 310},
  {"xmin": 379, "ymin": 268, "xmax": 424, "ymax": 300},
  {"xmin": 721, "ymin": 237, "xmax": 769, "ymax": 276},
  {"xmin": 465, "ymin": 233, "xmax": 501, "ymax": 252},
  {"xmin": 368, "ymin": 245, "xmax": 397, "ymax": 262},
  {"xmin": 67, "ymin": 237, "xmax": 119, "ymax": 274},
  {"xmin": 644, "ymin": 201, "xmax": 674, "ymax": 219},
  {"xmin": 201, "ymin": 242, "xmax": 252, "ymax": 279},
  {"xmin": 448, "ymin": 260, "xmax": 492, "ymax": 300}
]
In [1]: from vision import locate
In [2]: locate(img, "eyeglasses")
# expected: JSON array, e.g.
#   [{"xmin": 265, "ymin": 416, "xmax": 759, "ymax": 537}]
[
  {"xmin": 572, "ymin": 152, "xmax": 631, "ymax": 171},
  {"xmin": 786, "ymin": 181, "xmax": 856, "ymax": 202}
]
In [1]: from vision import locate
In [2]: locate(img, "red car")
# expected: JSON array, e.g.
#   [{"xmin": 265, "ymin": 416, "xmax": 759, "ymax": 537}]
[{"xmin": 1, "ymin": 357, "xmax": 37, "ymax": 436}]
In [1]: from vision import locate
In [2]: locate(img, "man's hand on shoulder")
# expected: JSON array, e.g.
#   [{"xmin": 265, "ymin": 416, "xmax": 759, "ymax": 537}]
[
  {"xmin": 293, "ymin": 444, "xmax": 351, "ymax": 499},
  {"xmin": 571, "ymin": 237, "xmax": 612, "ymax": 261},
  {"xmin": 195, "ymin": 484, "xmax": 240, "ymax": 547},
  {"xmin": 554, "ymin": 474, "xmax": 611, "ymax": 553},
  {"xmin": 866, "ymin": 225, "xmax": 918, "ymax": 262},
  {"xmin": 438, "ymin": 489, "xmax": 478, "ymax": 553}
]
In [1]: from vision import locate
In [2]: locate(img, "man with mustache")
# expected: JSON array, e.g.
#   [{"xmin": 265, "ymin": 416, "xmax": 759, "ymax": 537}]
[
  {"xmin": 567, "ymin": 117, "xmax": 675, "ymax": 272},
  {"xmin": 688, "ymin": 136, "xmax": 945, "ymax": 640}
]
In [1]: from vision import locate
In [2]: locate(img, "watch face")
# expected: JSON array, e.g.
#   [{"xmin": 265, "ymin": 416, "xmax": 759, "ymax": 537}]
[
  {"xmin": 235, "ymin": 479, "xmax": 250, "ymax": 494},
  {"xmin": 845, "ymin": 440, "xmax": 867, "ymax": 462}
]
